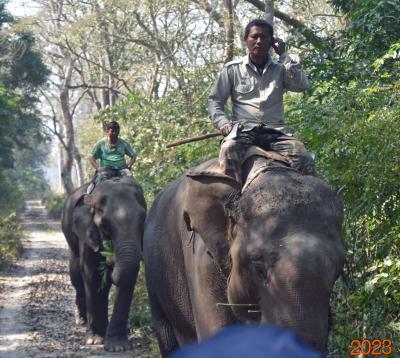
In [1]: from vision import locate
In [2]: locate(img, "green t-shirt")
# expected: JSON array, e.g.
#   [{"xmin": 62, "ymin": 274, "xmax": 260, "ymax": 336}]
[{"xmin": 91, "ymin": 138, "xmax": 136, "ymax": 169}]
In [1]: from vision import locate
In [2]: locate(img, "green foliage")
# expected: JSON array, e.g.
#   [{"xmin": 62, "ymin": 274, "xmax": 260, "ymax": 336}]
[
  {"xmin": 99, "ymin": 239, "xmax": 113, "ymax": 291},
  {"xmin": 330, "ymin": 0, "xmax": 400, "ymax": 61},
  {"xmin": 0, "ymin": 212, "xmax": 22, "ymax": 269},
  {"xmin": 285, "ymin": 1, "xmax": 400, "ymax": 352},
  {"xmin": 0, "ymin": 168, "xmax": 25, "ymax": 216},
  {"xmin": 42, "ymin": 191, "xmax": 66, "ymax": 219},
  {"xmin": 287, "ymin": 82, "xmax": 400, "ymax": 355}
]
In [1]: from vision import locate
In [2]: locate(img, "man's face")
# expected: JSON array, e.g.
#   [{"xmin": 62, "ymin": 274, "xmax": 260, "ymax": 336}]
[
  {"xmin": 246, "ymin": 26, "xmax": 273, "ymax": 60},
  {"xmin": 106, "ymin": 127, "xmax": 119, "ymax": 142}
]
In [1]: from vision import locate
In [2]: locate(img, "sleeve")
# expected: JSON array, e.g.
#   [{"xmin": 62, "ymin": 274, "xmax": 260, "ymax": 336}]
[
  {"xmin": 91, "ymin": 141, "xmax": 102, "ymax": 159},
  {"xmin": 124, "ymin": 140, "xmax": 136, "ymax": 157},
  {"xmin": 208, "ymin": 66, "xmax": 232, "ymax": 130},
  {"xmin": 280, "ymin": 53, "xmax": 310, "ymax": 92}
]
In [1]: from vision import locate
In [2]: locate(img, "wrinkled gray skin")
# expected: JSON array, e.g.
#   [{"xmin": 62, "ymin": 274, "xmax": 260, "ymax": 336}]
[
  {"xmin": 62, "ymin": 177, "xmax": 146, "ymax": 352},
  {"xmin": 143, "ymin": 156, "xmax": 345, "ymax": 357}
]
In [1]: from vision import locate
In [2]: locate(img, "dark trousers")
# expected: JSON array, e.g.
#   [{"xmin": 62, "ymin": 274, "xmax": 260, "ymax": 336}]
[{"xmin": 219, "ymin": 127, "xmax": 316, "ymax": 183}]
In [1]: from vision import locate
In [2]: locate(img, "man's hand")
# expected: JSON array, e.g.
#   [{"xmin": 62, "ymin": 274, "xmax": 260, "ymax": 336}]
[
  {"xmin": 272, "ymin": 38, "xmax": 286, "ymax": 56},
  {"xmin": 220, "ymin": 123, "xmax": 233, "ymax": 136},
  {"xmin": 127, "ymin": 155, "xmax": 136, "ymax": 170},
  {"xmin": 96, "ymin": 167, "xmax": 107, "ymax": 173}
]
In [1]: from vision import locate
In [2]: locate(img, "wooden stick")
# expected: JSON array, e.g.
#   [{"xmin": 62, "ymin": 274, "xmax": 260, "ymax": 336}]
[
  {"xmin": 166, "ymin": 132, "xmax": 221, "ymax": 148},
  {"xmin": 216, "ymin": 303, "xmax": 259, "ymax": 308}
]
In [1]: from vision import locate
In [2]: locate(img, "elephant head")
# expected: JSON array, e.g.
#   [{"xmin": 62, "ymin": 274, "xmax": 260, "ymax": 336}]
[
  {"xmin": 73, "ymin": 178, "xmax": 146, "ymax": 286},
  {"xmin": 183, "ymin": 160, "xmax": 345, "ymax": 352}
]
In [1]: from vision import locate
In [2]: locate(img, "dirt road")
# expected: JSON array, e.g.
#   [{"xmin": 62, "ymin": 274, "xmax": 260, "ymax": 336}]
[{"xmin": 0, "ymin": 200, "xmax": 151, "ymax": 357}]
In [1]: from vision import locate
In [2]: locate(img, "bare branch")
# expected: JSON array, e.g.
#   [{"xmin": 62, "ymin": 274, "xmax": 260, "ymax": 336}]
[
  {"xmin": 70, "ymin": 89, "xmax": 89, "ymax": 119},
  {"xmin": 64, "ymin": 38, "xmax": 133, "ymax": 93},
  {"xmin": 67, "ymin": 84, "xmax": 122, "ymax": 94},
  {"xmin": 192, "ymin": 0, "xmax": 224, "ymax": 28},
  {"xmin": 39, "ymin": 89, "xmax": 68, "ymax": 150}
]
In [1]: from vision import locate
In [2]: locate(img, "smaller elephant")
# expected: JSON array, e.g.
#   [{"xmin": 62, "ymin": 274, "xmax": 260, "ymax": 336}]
[{"xmin": 61, "ymin": 176, "xmax": 146, "ymax": 351}]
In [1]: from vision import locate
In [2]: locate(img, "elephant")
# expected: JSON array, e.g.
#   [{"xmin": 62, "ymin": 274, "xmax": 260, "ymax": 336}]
[
  {"xmin": 61, "ymin": 176, "xmax": 146, "ymax": 351},
  {"xmin": 143, "ymin": 153, "xmax": 345, "ymax": 357}
]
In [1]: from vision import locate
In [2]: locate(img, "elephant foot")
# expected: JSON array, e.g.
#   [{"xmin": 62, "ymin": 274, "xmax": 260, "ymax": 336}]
[
  {"xmin": 104, "ymin": 336, "xmax": 133, "ymax": 352},
  {"xmin": 85, "ymin": 334, "xmax": 104, "ymax": 345}
]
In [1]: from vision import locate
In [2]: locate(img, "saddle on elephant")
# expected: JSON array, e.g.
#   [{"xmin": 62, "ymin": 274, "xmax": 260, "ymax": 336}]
[
  {"xmin": 188, "ymin": 145, "xmax": 294, "ymax": 191},
  {"xmin": 87, "ymin": 166, "xmax": 133, "ymax": 194}
]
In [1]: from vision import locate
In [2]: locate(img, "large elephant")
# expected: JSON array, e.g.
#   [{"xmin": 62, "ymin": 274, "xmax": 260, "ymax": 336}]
[
  {"xmin": 61, "ymin": 176, "xmax": 146, "ymax": 351},
  {"xmin": 143, "ymin": 154, "xmax": 345, "ymax": 356}
]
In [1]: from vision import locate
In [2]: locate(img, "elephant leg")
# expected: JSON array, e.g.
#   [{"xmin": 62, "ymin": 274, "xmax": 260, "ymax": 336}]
[
  {"xmin": 69, "ymin": 250, "xmax": 86, "ymax": 325},
  {"xmin": 104, "ymin": 262, "xmax": 140, "ymax": 352},
  {"xmin": 149, "ymin": 294, "xmax": 179, "ymax": 358},
  {"xmin": 81, "ymin": 248, "xmax": 111, "ymax": 345}
]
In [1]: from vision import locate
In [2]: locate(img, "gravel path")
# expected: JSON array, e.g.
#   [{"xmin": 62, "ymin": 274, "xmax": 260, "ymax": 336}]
[{"xmin": 0, "ymin": 200, "xmax": 151, "ymax": 357}]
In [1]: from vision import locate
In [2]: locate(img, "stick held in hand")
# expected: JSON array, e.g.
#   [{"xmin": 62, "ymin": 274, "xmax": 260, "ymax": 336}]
[{"xmin": 166, "ymin": 132, "xmax": 221, "ymax": 148}]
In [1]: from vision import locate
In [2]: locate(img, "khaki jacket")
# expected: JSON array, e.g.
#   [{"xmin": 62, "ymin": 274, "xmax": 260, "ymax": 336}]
[{"xmin": 208, "ymin": 53, "xmax": 310, "ymax": 133}]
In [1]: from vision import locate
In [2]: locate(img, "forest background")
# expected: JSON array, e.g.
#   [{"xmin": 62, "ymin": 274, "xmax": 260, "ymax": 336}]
[{"xmin": 0, "ymin": 0, "xmax": 399, "ymax": 356}]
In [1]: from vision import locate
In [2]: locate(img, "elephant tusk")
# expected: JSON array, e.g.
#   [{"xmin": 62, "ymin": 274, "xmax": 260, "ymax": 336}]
[{"xmin": 248, "ymin": 310, "xmax": 261, "ymax": 313}]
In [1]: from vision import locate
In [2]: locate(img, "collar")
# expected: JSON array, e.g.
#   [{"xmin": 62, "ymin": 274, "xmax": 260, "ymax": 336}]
[
  {"xmin": 243, "ymin": 53, "xmax": 272, "ymax": 66},
  {"xmin": 243, "ymin": 53, "xmax": 273, "ymax": 75},
  {"xmin": 106, "ymin": 137, "xmax": 119, "ymax": 148}
]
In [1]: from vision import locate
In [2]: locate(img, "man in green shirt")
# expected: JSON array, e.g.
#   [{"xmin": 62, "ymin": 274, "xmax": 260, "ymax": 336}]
[{"xmin": 87, "ymin": 121, "xmax": 136, "ymax": 193}]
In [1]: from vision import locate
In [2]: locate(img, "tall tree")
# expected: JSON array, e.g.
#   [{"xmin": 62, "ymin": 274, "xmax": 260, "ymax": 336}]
[
  {"xmin": 33, "ymin": 0, "xmax": 91, "ymax": 192},
  {"xmin": 0, "ymin": 1, "xmax": 49, "ymax": 212}
]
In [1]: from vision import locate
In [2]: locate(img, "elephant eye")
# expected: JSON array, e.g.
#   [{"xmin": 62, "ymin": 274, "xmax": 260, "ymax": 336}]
[{"xmin": 251, "ymin": 260, "xmax": 267, "ymax": 278}]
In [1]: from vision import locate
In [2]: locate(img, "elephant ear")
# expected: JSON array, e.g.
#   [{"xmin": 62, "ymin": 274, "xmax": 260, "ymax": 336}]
[
  {"xmin": 73, "ymin": 194, "xmax": 101, "ymax": 253},
  {"xmin": 183, "ymin": 171, "xmax": 240, "ymax": 267}
]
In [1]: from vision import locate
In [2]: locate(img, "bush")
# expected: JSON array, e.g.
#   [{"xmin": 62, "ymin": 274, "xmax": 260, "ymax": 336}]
[
  {"xmin": 43, "ymin": 192, "xmax": 66, "ymax": 219},
  {"xmin": 0, "ymin": 212, "xmax": 22, "ymax": 269}
]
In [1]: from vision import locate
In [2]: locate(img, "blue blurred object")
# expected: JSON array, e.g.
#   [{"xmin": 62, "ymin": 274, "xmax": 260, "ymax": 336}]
[{"xmin": 171, "ymin": 325, "xmax": 325, "ymax": 358}]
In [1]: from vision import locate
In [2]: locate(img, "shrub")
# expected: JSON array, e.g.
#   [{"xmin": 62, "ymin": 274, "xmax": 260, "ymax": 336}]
[
  {"xmin": 0, "ymin": 212, "xmax": 22, "ymax": 269},
  {"xmin": 42, "ymin": 192, "xmax": 66, "ymax": 219}
]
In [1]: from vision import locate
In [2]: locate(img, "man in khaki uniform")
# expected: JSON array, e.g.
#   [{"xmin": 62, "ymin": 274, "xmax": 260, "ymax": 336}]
[{"xmin": 209, "ymin": 19, "xmax": 315, "ymax": 184}]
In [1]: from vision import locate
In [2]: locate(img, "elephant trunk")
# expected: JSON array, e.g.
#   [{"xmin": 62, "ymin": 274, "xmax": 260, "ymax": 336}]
[
  {"xmin": 111, "ymin": 241, "xmax": 141, "ymax": 287},
  {"xmin": 259, "ymin": 284, "xmax": 330, "ymax": 352},
  {"xmin": 259, "ymin": 245, "xmax": 342, "ymax": 353}
]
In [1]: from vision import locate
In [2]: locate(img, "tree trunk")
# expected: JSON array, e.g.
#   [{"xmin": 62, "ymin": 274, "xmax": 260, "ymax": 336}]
[
  {"xmin": 59, "ymin": 53, "xmax": 75, "ymax": 194},
  {"xmin": 265, "ymin": 0, "xmax": 274, "ymax": 25},
  {"xmin": 149, "ymin": 61, "xmax": 160, "ymax": 100},
  {"xmin": 224, "ymin": 0, "xmax": 234, "ymax": 62},
  {"xmin": 74, "ymin": 148, "xmax": 85, "ymax": 186}
]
